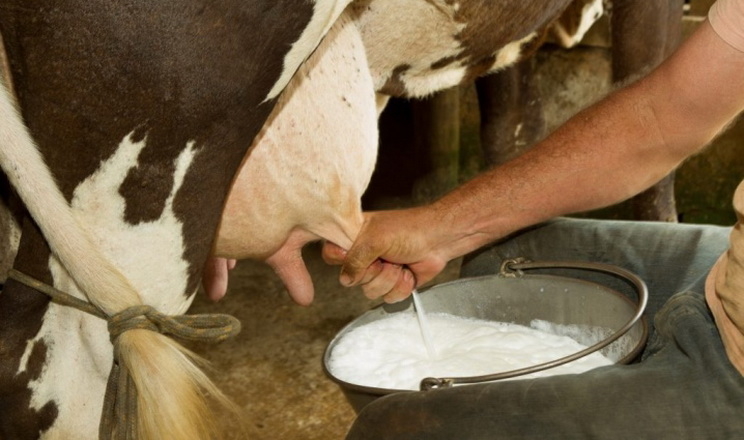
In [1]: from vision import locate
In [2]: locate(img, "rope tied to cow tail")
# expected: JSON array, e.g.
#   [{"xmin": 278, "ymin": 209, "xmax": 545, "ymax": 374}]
[
  {"xmin": 107, "ymin": 304, "xmax": 240, "ymax": 343},
  {"xmin": 7, "ymin": 268, "xmax": 241, "ymax": 440}
]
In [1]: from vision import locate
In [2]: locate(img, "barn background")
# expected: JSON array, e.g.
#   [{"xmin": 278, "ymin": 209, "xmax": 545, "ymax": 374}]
[{"xmin": 188, "ymin": 0, "xmax": 744, "ymax": 438}]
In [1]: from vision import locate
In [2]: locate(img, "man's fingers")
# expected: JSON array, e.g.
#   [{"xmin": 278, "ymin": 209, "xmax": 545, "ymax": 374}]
[
  {"xmin": 381, "ymin": 268, "xmax": 416, "ymax": 303},
  {"xmin": 359, "ymin": 262, "xmax": 403, "ymax": 300},
  {"xmin": 356, "ymin": 259, "xmax": 384, "ymax": 288},
  {"xmin": 357, "ymin": 264, "xmax": 418, "ymax": 303},
  {"xmin": 340, "ymin": 242, "xmax": 383, "ymax": 286}
]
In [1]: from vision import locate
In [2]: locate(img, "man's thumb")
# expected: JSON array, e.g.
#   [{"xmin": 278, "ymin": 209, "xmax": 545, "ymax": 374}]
[{"xmin": 340, "ymin": 243, "xmax": 381, "ymax": 286}]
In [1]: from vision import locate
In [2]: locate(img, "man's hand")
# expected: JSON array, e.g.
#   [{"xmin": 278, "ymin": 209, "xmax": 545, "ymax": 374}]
[
  {"xmin": 323, "ymin": 208, "xmax": 450, "ymax": 303},
  {"xmin": 322, "ymin": 242, "xmax": 417, "ymax": 302}
]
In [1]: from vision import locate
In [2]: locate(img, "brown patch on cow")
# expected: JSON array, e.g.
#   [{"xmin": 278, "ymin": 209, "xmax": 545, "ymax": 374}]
[
  {"xmin": 430, "ymin": 55, "xmax": 459, "ymax": 70},
  {"xmin": 379, "ymin": 64, "xmax": 412, "ymax": 97},
  {"xmin": 516, "ymin": 26, "xmax": 551, "ymax": 62},
  {"xmin": 452, "ymin": 0, "xmax": 574, "ymax": 80},
  {"xmin": 0, "ymin": 218, "xmax": 58, "ymax": 438},
  {"xmin": 465, "ymin": 54, "xmax": 498, "ymax": 79},
  {"xmin": 119, "ymin": 130, "xmax": 183, "ymax": 224}
]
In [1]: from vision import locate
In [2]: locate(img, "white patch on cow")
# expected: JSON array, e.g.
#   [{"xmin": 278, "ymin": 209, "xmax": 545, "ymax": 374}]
[
  {"xmin": 352, "ymin": 0, "xmax": 468, "ymax": 97},
  {"xmin": 20, "ymin": 133, "xmax": 198, "ymax": 439},
  {"xmin": 580, "ymin": 0, "xmax": 604, "ymax": 35},
  {"xmin": 218, "ymin": 10, "xmax": 378, "ymax": 259},
  {"xmin": 486, "ymin": 32, "xmax": 538, "ymax": 74},
  {"xmin": 15, "ymin": 337, "xmax": 39, "ymax": 375},
  {"xmin": 399, "ymin": 66, "xmax": 469, "ymax": 98},
  {"xmin": 265, "ymin": 0, "xmax": 354, "ymax": 101},
  {"xmin": 550, "ymin": 0, "xmax": 604, "ymax": 48},
  {"xmin": 69, "ymin": 134, "xmax": 195, "ymax": 313}
]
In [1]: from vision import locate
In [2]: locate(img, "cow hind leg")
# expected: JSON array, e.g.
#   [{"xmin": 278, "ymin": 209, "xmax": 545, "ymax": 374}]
[{"xmin": 0, "ymin": 78, "xmax": 230, "ymax": 440}]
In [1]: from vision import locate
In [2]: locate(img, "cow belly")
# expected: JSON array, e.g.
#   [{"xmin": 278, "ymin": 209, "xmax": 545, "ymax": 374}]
[{"xmin": 215, "ymin": 10, "xmax": 377, "ymax": 260}]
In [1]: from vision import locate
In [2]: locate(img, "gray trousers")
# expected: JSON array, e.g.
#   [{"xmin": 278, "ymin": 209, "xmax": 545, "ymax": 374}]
[{"xmin": 345, "ymin": 218, "xmax": 744, "ymax": 439}]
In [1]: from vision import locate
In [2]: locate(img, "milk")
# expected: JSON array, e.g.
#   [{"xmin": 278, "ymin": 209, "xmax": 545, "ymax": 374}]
[
  {"xmin": 328, "ymin": 313, "xmax": 613, "ymax": 390},
  {"xmin": 411, "ymin": 289, "xmax": 437, "ymax": 358}
]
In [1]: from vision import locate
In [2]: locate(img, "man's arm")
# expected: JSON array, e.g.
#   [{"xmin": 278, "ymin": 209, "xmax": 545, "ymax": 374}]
[{"xmin": 336, "ymin": 19, "xmax": 744, "ymax": 302}]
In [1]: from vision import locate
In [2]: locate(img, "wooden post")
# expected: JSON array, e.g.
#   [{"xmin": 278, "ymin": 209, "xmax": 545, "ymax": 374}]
[{"xmin": 476, "ymin": 58, "xmax": 545, "ymax": 167}]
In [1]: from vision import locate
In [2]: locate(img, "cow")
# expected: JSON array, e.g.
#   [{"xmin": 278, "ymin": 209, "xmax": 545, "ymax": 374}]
[{"xmin": 0, "ymin": 1, "xmax": 609, "ymax": 438}]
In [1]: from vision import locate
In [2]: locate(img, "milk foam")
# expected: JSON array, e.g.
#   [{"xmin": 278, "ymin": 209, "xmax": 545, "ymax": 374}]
[{"xmin": 328, "ymin": 313, "xmax": 613, "ymax": 390}]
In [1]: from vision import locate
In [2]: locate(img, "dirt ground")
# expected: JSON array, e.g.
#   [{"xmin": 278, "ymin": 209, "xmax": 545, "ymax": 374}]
[{"xmin": 187, "ymin": 243, "xmax": 460, "ymax": 440}]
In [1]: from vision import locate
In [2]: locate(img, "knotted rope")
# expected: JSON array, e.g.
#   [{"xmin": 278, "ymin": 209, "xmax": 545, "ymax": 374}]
[{"xmin": 7, "ymin": 268, "xmax": 241, "ymax": 440}]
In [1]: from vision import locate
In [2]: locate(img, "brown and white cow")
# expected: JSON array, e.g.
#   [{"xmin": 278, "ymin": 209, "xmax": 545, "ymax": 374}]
[{"xmin": 0, "ymin": 1, "xmax": 608, "ymax": 438}]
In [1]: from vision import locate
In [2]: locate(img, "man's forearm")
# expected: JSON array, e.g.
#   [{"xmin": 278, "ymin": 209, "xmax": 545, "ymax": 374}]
[
  {"xmin": 431, "ymin": 82, "xmax": 676, "ymax": 260},
  {"xmin": 431, "ymin": 21, "xmax": 744, "ymax": 263}
]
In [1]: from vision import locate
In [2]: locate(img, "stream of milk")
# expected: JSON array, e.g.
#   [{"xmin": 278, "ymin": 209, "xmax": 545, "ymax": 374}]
[
  {"xmin": 328, "ymin": 312, "xmax": 613, "ymax": 390},
  {"xmin": 411, "ymin": 289, "xmax": 437, "ymax": 358}
]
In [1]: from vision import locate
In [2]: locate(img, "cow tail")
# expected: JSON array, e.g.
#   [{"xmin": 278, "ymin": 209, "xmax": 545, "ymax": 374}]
[
  {"xmin": 0, "ymin": 80, "xmax": 233, "ymax": 439},
  {"xmin": 121, "ymin": 332, "xmax": 236, "ymax": 440}
]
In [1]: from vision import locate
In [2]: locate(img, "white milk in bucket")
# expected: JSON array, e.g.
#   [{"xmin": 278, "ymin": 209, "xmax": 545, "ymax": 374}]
[{"xmin": 327, "ymin": 312, "xmax": 614, "ymax": 390}]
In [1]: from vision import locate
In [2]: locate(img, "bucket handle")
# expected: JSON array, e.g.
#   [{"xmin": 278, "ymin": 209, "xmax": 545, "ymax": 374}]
[{"xmin": 419, "ymin": 258, "xmax": 649, "ymax": 391}]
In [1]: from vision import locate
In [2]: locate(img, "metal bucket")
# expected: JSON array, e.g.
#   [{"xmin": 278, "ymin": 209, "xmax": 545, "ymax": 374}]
[{"xmin": 323, "ymin": 259, "xmax": 648, "ymax": 413}]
